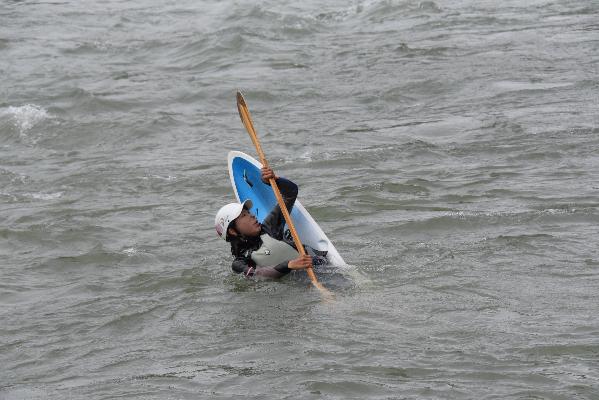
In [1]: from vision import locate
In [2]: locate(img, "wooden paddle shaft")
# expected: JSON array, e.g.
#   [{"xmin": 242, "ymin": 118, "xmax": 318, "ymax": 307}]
[{"xmin": 236, "ymin": 92, "xmax": 327, "ymax": 291}]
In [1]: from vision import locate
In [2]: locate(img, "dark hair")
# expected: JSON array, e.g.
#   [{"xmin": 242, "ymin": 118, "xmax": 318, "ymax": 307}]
[{"xmin": 226, "ymin": 225, "xmax": 262, "ymax": 257}]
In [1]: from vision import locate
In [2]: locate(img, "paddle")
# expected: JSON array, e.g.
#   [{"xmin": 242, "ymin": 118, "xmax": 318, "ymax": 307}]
[{"xmin": 236, "ymin": 91, "xmax": 332, "ymax": 298}]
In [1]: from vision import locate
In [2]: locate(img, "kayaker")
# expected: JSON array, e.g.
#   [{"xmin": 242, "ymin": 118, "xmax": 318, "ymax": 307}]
[{"xmin": 214, "ymin": 166, "xmax": 326, "ymax": 279}]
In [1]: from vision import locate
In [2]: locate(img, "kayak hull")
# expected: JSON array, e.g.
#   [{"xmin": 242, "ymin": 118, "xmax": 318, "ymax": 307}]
[{"xmin": 227, "ymin": 151, "xmax": 346, "ymax": 267}]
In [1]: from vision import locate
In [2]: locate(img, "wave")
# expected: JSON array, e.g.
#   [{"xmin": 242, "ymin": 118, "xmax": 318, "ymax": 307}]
[{"xmin": 0, "ymin": 104, "xmax": 51, "ymax": 138}]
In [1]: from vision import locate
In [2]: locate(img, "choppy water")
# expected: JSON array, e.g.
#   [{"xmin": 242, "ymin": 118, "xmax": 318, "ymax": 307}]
[{"xmin": 1, "ymin": 0, "xmax": 599, "ymax": 398}]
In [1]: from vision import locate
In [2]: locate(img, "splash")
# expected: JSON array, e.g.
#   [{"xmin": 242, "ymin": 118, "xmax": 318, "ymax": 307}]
[
  {"xmin": 27, "ymin": 192, "xmax": 64, "ymax": 200},
  {"xmin": 1, "ymin": 104, "xmax": 49, "ymax": 134}
]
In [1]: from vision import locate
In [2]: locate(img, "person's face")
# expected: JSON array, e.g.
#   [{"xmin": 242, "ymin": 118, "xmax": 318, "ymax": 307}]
[{"xmin": 229, "ymin": 208, "xmax": 261, "ymax": 238}]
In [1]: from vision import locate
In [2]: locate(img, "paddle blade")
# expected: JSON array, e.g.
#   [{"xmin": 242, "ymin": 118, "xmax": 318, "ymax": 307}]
[
  {"xmin": 236, "ymin": 91, "xmax": 267, "ymax": 165},
  {"xmin": 236, "ymin": 91, "xmax": 247, "ymax": 109},
  {"xmin": 236, "ymin": 91, "xmax": 255, "ymax": 134}
]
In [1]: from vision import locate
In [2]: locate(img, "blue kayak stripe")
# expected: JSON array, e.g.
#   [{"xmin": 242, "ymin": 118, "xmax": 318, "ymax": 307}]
[
  {"xmin": 231, "ymin": 156, "xmax": 302, "ymax": 225},
  {"xmin": 231, "ymin": 157, "xmax": 276, "ymax": 223}
]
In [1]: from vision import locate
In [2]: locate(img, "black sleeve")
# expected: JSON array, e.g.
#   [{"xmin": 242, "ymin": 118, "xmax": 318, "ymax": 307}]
[
  {"xmin": 232, "ymin": 257, "xmax": 257, "ymax": 278},
  {"xmin": 273, "ymin": 261, "xmax": 291, "ymax": 275},
  {"xmin": 232, "ymin": 257, "xmax": 291, "ymax": 279},
  {"xmin": 262, "ymin": 177, "xmax": 298, "ymax": 240}
]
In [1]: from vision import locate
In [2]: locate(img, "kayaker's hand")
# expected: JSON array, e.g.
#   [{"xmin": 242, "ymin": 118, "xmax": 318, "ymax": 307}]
[
  {"xmin": 288, "ymin": 255, "xmax": 313, "ymax": 270},
  {"xmin": 261, "ymin": 167, "xmax": 277, "ymax": 184}
]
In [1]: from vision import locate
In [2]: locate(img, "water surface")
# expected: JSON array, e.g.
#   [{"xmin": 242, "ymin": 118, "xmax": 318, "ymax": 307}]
[{"xmin": 1, "ymin": 0, "xmax": 598, "ymax": 398}]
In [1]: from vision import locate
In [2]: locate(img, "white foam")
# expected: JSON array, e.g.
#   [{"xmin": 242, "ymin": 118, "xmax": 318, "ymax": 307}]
[
  {"xmin": 122, "ymin": 247, "xmax": 139, "ymax": 256},
  {"xmin": 150, "ymin": 174, "xmax": 177, "ymax": 181},
  {"xmin": 1, "ymin": 104, "xmax": 50, "ymax": 133},
  {"xmin": 27, "ymin": 192, "xmax": 64, "ymax": 200}
]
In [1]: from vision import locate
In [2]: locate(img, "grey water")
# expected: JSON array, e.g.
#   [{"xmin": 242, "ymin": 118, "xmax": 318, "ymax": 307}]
[{"xmin": 1, "ymin": 0, "xmax": 598, "ymax": 398}]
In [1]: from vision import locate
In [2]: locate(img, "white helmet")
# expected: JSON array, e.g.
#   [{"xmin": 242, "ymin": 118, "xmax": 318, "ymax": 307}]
[{"xmin": 214, "ymin": 199, "xmax": 253, "ymax": 240}]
